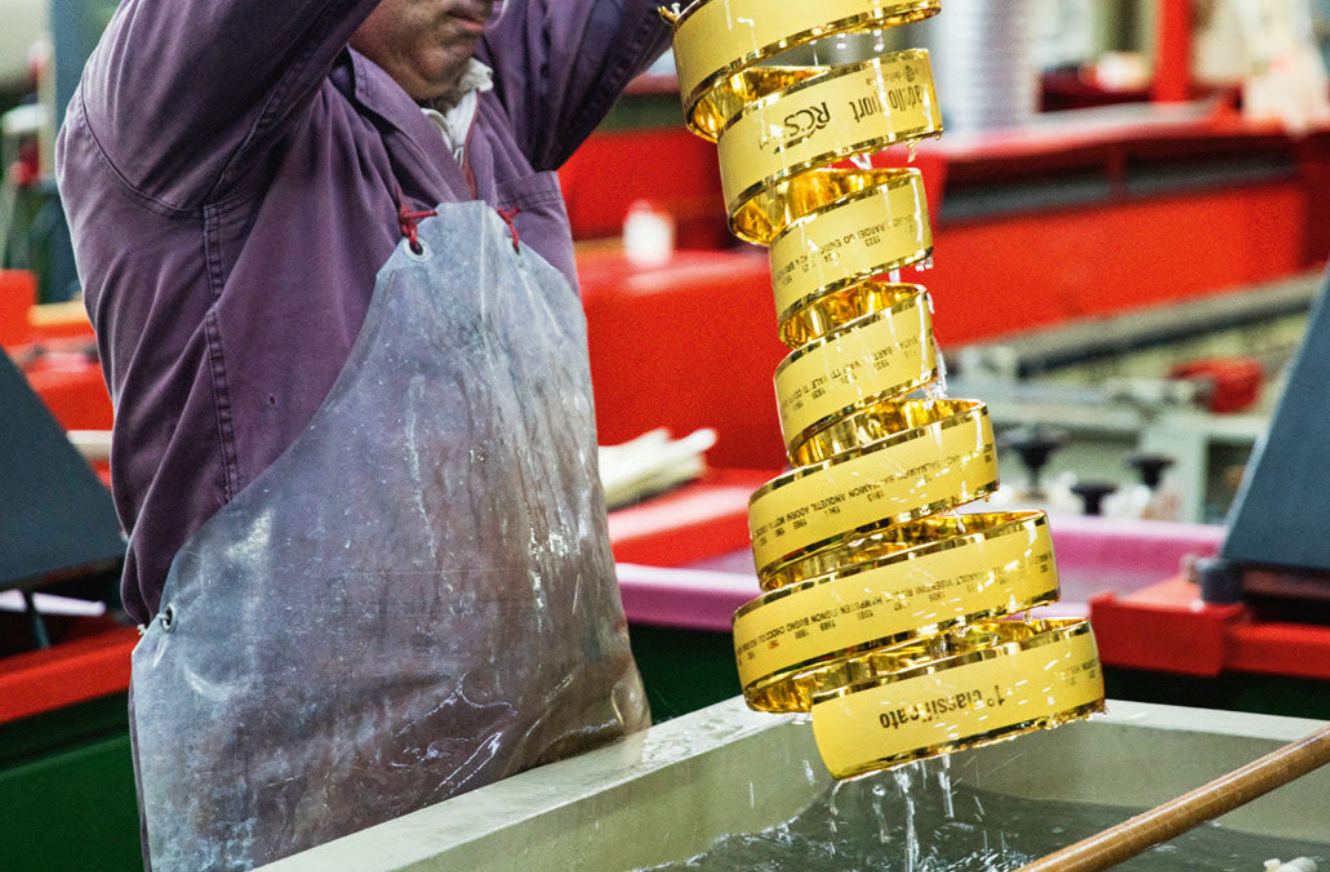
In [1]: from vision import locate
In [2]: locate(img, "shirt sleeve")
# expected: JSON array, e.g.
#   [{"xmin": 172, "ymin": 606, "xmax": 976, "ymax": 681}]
[
  {"xmin": 76, "ymin": 0, "xmax": 382, "ymax": 209},
  {"xmin": 477, "ymin": 0, "xmax": 673, "ymax": 173}
]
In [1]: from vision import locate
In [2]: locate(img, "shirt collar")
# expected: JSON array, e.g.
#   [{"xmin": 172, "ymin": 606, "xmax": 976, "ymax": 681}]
[
  {"xmin": 459, "ymin": 60, "xmax": 495, "ymax": 98},
  {"xmin": 336, "ymin": 48, "xmax": 473, "ymax": 200}
]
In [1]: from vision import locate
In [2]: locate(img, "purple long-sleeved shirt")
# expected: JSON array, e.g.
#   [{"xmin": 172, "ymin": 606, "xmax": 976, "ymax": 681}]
[{"xmin": 58, "ymin": 1, "xmax": 672, "ymax": 625}]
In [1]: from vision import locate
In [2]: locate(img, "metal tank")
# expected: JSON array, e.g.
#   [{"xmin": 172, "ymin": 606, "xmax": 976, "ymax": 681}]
[{"xmin": 255, "ymin": 700, "xmax": 1330, "ymax": 872}]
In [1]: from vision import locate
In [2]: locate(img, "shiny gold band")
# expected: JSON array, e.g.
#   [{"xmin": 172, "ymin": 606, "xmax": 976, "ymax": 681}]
[
  {"xmin": 720, "ymin": 53, "xmax": 942, "ymax": 243},
  {"xmin": 688, "ymin": 66, "xmax": 826, "ymax": 144},
  {"xmin": 793, "ymin": 395, "xmax": 983, "ymax": 468},
  {"xmin": 775, "ymin": 290, "xmax": 936, "ymax": 462},
  {"xmin": 735, "ymin": 512, "xmax": 1059, "ymax": 711},
  {"xmin": 672, "ymin": 0, "xmax": 943, "ymax": 137},
  {"xmin": 779, "ymin": 281, "xmax": 925, "ymax": 350},
  {"xmin": 748, "ymin": 401, "xmax": 998, "ymax": 580},
  {"xmin": 810, "ymin": 619, "xmax": 1105, "ymax": 778},
  {"xmin": 759, "ymin": 511, "xmax": 1043, "ymax": 591},
  {"xmin": 767, "ymin": 169, "xmax": 932, "ymax": 311}
]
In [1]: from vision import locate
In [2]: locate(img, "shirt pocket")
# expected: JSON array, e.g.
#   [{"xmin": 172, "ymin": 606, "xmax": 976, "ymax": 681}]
[{"xmin": 494, "ymin": 172, "xmax": 578, "ymax": 294}]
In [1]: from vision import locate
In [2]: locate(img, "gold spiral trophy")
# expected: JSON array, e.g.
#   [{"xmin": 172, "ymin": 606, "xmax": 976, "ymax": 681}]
[{"xmin": 660, "ymin": 0, "xmax": 1106, "ymax": 779}]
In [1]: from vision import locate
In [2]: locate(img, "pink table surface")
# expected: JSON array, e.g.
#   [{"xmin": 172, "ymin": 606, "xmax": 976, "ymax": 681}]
[{"xmin": 618, "ymin": 515, "xmax": 1225, "ymax": 631}]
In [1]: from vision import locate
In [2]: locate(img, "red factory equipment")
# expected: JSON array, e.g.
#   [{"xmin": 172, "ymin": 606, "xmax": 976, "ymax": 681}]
[
  {"xmin": 566, "ymin": 112, "xmax": 1330, "ymax": 340},
  {"xmin": 1, "ymin": 271, "xmax": 112, "ymax": 438}
]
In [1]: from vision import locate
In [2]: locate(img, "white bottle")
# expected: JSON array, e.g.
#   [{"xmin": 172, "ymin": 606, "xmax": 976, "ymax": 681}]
[{"xmin": 623, "ymin": 200, "xmax": 676, "ymax": 268}]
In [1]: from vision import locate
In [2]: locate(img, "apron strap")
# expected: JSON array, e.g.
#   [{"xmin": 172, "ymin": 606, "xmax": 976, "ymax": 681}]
[
  {"xmin": 398, "ymin": 201, "xmax": 520, "ymax": 256},
  {"xmin": 395, "ymin": 172, "xmax": 520, "ymax": 256},
  {"xmin": 398, "ymin": 203, "xmax": 438, "ymax": 255},
  {"xmin": 497, "ymin": 207, "xmax": 522, "ymax": 252}
]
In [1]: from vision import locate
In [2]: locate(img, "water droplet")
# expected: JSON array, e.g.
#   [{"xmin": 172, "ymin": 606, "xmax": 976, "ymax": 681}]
[
  {"xmin": 892, "ymin": 766, "xmax": 920, "ymax": 870},
  {"xmin": 937, "ymin": 755, "xmax": 956, "ymax": 820},
  {"xmin": 828, "ymin": 780, "xmax": 847, "ymax": 818}
]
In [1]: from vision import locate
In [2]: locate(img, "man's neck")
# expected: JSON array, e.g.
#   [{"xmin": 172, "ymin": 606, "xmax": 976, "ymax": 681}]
[{"xmin": 421, "ymin": 59, "xmax": 493, "ymax": 112}]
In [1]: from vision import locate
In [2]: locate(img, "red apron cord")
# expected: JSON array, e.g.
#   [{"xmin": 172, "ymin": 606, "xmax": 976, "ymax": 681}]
[
  {"xmin": 497, "ymin": 207, "xmax": 522, "ymax": 252},
  {"xmin": 397, "ymin": 201, "xmax": 521, "ymax": 255},
  {"xmin": 398, "ymin": 203, "xmax": 438, "ymax": 254}
]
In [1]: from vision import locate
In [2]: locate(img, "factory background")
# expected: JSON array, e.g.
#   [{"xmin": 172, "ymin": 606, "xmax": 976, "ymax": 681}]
[{"xmin": 3, "ymin": 1, "xmax": 1330, "ymax": 870}]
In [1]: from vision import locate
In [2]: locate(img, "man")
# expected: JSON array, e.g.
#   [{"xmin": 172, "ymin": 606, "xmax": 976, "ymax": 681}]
[{"xmin": 58, "ymin": 1, "xmax": 671, "ymax": 869}]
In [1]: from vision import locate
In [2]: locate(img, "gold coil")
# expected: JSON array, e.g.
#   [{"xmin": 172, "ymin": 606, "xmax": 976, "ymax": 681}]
[
  {"xmin": 812, "ymin": 620, "xmax": 1105, "ymax": 779},
  {"xmin": 664, "ymin": 0, "xmax": 1105, "ymax": 779},
  {"xmin": 668, "ymin": 0, "xmax": 942, "ymax": 137}
]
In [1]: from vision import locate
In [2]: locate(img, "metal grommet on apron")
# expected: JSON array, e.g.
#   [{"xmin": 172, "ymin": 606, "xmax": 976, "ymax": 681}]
[
  {"xmin": 129, "ymin": 202, "xmax": 650, "ymax": 872},
  {"xmin": 404, "ymin": 238, "xmax": 433, "ymax": 263}
]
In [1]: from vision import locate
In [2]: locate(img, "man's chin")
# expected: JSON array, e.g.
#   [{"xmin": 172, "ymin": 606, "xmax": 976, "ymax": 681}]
[{"xmin": 398, "ymin": 44, "xmax": 468, "ymax": 100}]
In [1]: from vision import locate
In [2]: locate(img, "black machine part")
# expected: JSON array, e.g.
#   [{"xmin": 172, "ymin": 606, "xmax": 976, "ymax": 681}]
[
  {"xmin": 1216, "ymin": 269, "xmax": 1330, "ymax": 610},
  {"xmin": 0, "ymin": 351, "xmax": 124, "ymax": 595},
  {"xmin": 1001, "ymin": 426, "xmax": 1069, "ymax": 493},
  {"xmin": 1071, "ymin": 481, "xmax": 1118, "ymax": 517},
  {"xmin": 1126, "ymin": 452, "xmax": 1175, "ymax": 491}
]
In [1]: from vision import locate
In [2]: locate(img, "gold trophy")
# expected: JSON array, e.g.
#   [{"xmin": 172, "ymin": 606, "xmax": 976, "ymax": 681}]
[{"xmin": 661, "ymin": 0, "xmax": 1106, "ymax": 779}]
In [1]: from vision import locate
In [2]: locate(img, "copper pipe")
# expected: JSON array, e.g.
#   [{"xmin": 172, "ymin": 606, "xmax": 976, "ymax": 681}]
[{"xmin": 1015, "ymin": 724, "xmax": 1330, "ymax": 872}]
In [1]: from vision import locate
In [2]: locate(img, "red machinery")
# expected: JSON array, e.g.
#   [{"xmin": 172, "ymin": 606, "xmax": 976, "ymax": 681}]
[
  {"xmin": 562, "ymin": 111, "xmax": 1330, "ymax": 346},
  {"xmin": 561, "ymin": 106, "xmax": 1330, "ymax": 471},
  {"xmin": 0, "ymin": 271, "xmax": 112, "ymax": 437},
  {"xmin": 1092, "ymin": 578, "xmax": 1330, "ymax": 685}
]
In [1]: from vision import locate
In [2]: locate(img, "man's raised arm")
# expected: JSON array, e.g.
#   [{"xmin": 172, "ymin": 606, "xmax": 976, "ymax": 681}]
[{"xmin": 73, "ymin": 0, "xmax": 381, "ymax": 208}]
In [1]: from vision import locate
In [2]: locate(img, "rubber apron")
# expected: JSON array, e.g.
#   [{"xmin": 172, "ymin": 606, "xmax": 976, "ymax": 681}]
[{"xmin": 129, "ymin": 202, "xmax": 650, "ymax": 872}]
